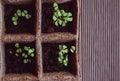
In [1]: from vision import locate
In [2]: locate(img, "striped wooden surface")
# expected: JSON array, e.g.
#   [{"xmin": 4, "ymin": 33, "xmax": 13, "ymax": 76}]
[{"xmin": 81, "ymin": 0, "xmax": 119, "ymax": 81}]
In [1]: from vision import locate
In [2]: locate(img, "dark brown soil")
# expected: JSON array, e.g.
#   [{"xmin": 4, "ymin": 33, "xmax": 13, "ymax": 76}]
[
  {"xmin": 42, "ymin": 41, "xmax": 75, "ymax": 73},
  {"xmin": 5, "ymin": 3, "xmax": 36, "ymax": 34},
  {"xmin": 5, "ymin": 42, "xmax": 37, "ymax": 75},
  {"xmin": 42, "ymin": 1, "xmax": 74, "ymax": 33}
]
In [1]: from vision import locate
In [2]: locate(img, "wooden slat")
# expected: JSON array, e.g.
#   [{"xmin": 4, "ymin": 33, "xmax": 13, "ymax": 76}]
[
  {"xmin": 81, "ymin": 0, "xmax": 119, "ymax": 81},
  {"xmin": 42, "ymin": 72, "xmax": 77, "ymax": 81},
  {"xmin": 36, "ymin": 0, "xmax": 42, "ymax": 80},
  {"xmin": 3, "ymin": 0, "xmax": 33, "ymax": 4},
  {"xmin": 2, "ymin": 74, "xmax": 38, "ymax": 81},
  {"xmin": 41, "ymin": 33, "xmax": 76, "ymax": 43},
  {"xmin": 3, "ymin": 34, "xmax": 35, "ymax": 42},
  {"xmin": 0, "ymin": 0, "xmax": 4, "ymax": 80},
  {"xmin": 42, "ymin": 0, "xmax": 72, "ymax": 4}
]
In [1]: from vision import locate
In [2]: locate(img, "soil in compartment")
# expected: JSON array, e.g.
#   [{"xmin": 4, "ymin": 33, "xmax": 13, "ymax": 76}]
[
  {"xmin": 42, "ymin": 41, "xmax": 76, "ymax": 73},
  {"xmin": 5, "ymin": 3, "xmax": 36, "ymax": 34},
  {"xmin": 5, "ymin": 42, "xmax": 37, "ymax": 75},
  {"xmin": 42, "ymin": 1, "xmax": 74, "ymax": 33}
]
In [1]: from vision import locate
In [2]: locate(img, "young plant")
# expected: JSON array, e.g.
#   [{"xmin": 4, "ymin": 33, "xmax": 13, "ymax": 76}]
[
  {"xmin": 58, "ymin": 45, "xmax": 75, "ymax": 66},
  {"xmin": 70, "ymin": 46, "xmax": 76, "ymax": 53},
  {"xmin": 9, "ymin": 43, "xmax": 35, "ymax": 64},
  {"xmin": 53, "ymin": 3, "xmax": 73, "ymax": 27},
  {"xmin": 12, "ymin": 9, "xmax": 31, "ymax": 26}
]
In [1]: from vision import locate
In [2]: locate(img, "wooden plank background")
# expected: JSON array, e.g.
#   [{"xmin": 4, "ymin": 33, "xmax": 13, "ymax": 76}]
[{"xmin": 81, "ymin": 0, "xmax": 119, "ymax": 81}]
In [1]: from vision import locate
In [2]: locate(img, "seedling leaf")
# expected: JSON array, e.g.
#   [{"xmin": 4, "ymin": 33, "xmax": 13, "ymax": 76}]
[
  {"xmin": 67, "ymin": 12, "xmax": 72, "ymax": 16},
  {"xmin": 63, "ymin": 45, "xmax": 67, "ymax": 49},
  {"xmin": 26, "ymin": 14, "xmax": 29, "ymax": 19},
  {"xmin": 23, "ymin": 59, "xmax": 28, "ymax": 63},
  {"xmin": 61, "ymin": 10, "xmax": 65, "ymax": 14},
  {"xmin": 53, "ymin": 15, "xmax": 57, "ymax": 21},
  {"xmin": 30, "ymin": 53, "xmax": 34, "ymax": 57},
  {"xmin": 15, "ymin": 43, "xmax": 19, "ymax": 48},
  {"xmin": 63, "ymin": 12, "xmax": 67, "ymax": 16},
  {"xmin": 28, "ymin": 15, "xmax": 31, "ymax": 18},
  {"xmin": 70, "ymin": 46, "xmax": 76, "ymax": 53},
  {"xmin": 67, "ymin": 17, "xmax": 73, "ymax": 21},
  {"xmin": 58, "ymin": 19, "xmax": 62, "ymax": 25},
  {"xmin": 16, "ymin": 48, "xmax": 22, "ymax": 53},
  {"xmin": 64, "ymin": 20, "xmax": 67, "ymax": 23},
  {"xmin": 24, "ymin": 55, "xmax": 28, "ymax": 58},
  {"xmin": 65, "ymin": 55, "xmax": 68, "ymax": 61},
  {"xmin": 12, "ymin": 17, "xmax": 17, "ymax": 21},
  {"xmin": 63, "ymin": 49, "xmax": 68, "ymax": 53},
  {"xmin": 57, "ymin": 10, "xmax": 62, "ymax": 17},
  {"xmin": 60, "ymin": 54, "xmax": 64, "ymax": 59},
  {"xmin": 59, "ymin": 45, "xmax": 62, "ymax": 50},
  {"xmin": 62, "ymin": 22, "xmax": 66, "ymax": 26},
  {"xmin": 24, "ymin": 46, "xmax": 29, "ymax": 51},
  {"xmin": 15, "ymin": 53, "xmax": 19, "ymax": 57},
  {"xmin": 17, "ymin": 12, "xmax": 22, "ymax": 16},
  {"xmin": 58, "ymin": 57, "xmax": 63, "ymax": 63},
  {"xmin": 22, "ymin": 53, "xmax": 25, "ymax": 57},
  {"xmin": 63, "ymin": 60, "xmax": 68, "ymax": 66},
  {"xmin": 53, "ymin": 3, "xmax": 58, "ymax": 8},
  {"xmin": 28, "ymin": 49, "xmax": 33, "ymax": 54},
  {"xmin": 14, "ymin": 13, "xmax": 17, "ymax": 17},
  {"xmin": 17, "ymin": 9, "xmax": 21, "ymax": 14},
  {"xmin": 23, "ymin": 10, "xmax": 28, "ymax": 14},
  {"xmin": 54, "ymin": 12, "xmax": 58, "ymax": 17},
  {"xmin": 55, "ymin": 21, "xmax": 58, "ymax": 26},
  {"xmin": 13, "ymin": 21, "xmax": 18, "ymax": 26},
  {"xmin": 22, "ymin": 12, "xmax": 25, "ymax": 17},
  {"xmin": 59, "ymin": 51, "xmax": 62, "ymax": 56}
]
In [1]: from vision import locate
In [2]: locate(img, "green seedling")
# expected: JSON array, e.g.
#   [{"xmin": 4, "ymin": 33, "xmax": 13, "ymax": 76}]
[
  {"xmin": 15, "ymin": 43, "xmax": 19, "ymax": 48},
  {"xmin": 70, "ymin": 46, "xmax": 76, "ymax": 53},
  {"xmin": 53, "ymin": 3, "xmax": 73, "ymax": 27},
  {"xmin": 58, "ymin": 45, "xmax": 69, "ymax": 66},
  {"xmin": 58, "ymin": 45, "xmax": 76, "ymax": 66},
  {"xmin": 15, "ymin": 53, "xmax": 19, "ymax": 57},
  {"xmin": 23, "ymin": 59, "xmax": 31, "ymax": 63},
  {"xmin": 10, "ymin": 43, "xmax": 35, "ymax": 64},
  {"xmin": 16, "ymin": 48, "xmax": 22, "ymax": 53},
  {"xmin": 12, "ymin": 9, "xmax": 32, "ymax": 26}
]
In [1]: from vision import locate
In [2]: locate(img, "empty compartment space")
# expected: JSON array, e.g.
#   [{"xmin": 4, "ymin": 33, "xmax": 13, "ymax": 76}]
[
  {"xmin": 5, "ymin": 42, "xmax": 37, "ymax": 75},
  {"xmin": 4, "ymin": 1, "xmax": 36, "ymax": 34},
  {"xmin": 42, "ymin": 41, "xmax": 77, "ymax": 75},
  {"xmin": 42, "ymin": 0, "xmax": 77, "ymax": 33}
]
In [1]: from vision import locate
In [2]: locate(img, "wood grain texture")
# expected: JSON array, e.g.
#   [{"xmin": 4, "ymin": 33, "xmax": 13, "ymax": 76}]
[
  {"xmin": 81, "ymin": 0, "xmax": 119, "ymax": 81},
  {"xmin": 41, "ymin": 33, "xmax": 76, "ymax": 43},
  {"xmin": 3, "ymin": 34, "xmax": 35, "ymax": 42},
  {"xmin": 42, "ymin": 0, "xmax": 72, "ymax": 3},
  {"xmin": 2, "ymin": 74, "xmax": 38, "ymax": 81},
  {"xmin": 3, "ymin": 0, "xmax": 33, "ymax": 4},
  {"xmin": 0, "ymin": 0, "xmax": 4, "ymax": 80}
]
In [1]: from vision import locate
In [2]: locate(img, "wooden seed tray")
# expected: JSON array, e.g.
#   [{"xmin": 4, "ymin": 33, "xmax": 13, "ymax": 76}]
[{"xmin": 0, "ymin": 0, "xmax": 81, "ymax": 81}]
